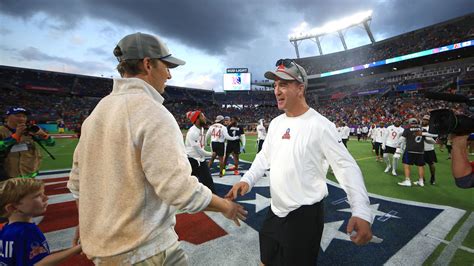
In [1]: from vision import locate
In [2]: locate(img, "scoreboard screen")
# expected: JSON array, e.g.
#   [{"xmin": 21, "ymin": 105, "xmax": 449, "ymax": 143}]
[{"xmin": 223, "ymin": 73, "xmax": 251, "ymax": 91}]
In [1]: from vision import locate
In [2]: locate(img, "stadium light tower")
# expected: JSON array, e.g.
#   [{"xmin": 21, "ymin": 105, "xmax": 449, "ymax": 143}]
[{"xmin": 288, "ymin": 10, "xmax": 375, "ymax": 58}]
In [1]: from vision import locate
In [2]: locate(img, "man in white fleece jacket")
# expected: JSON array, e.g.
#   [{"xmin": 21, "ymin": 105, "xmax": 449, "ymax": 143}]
[{"xmin": 67, "ymin": 32, "xmax": 247, "ymax": 265}]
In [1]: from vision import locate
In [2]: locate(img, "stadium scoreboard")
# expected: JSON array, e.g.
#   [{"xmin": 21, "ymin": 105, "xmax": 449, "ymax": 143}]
[{"xmin": 224, "ymin": 68, "xmax": 251, "ymax": 91}]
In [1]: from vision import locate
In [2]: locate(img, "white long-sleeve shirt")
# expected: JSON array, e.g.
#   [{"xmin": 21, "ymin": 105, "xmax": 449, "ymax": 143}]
[
  {"xmin": 185, "ymin": 125, "xmax": 212, "ymax": 162},
  {"xmin": 342, "ymin": 126, "xmax": 351, "ymax": 139},
  {"xmin": 384, "ymin": 125, "xmax": 404, "ymax": 148},
  {"xmin": 257, "ymin": 124, "xmax": 267, "ymax": 140},
  {"xmin": 241, "ymin": 108, "xmax": 373, "ymax": 223},
  {"xmin": 422, "ymin": 126, "xmax": 437, "ymax": 151},
  {"xmin": 374, "ymin": 127, "xmax": 386, "ymax": 143},
  {"xmin": 368, "ymin": 127, "xmax": 375, "ymax": 140},
  {"xmin": 205, "ymin": 123, "xmax": 238, "ymax": 143}
]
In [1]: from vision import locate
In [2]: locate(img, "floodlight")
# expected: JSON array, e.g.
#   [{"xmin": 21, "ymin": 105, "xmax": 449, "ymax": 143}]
[
  {"xmin": 289, "ymin": 10, "xmax": 373, "ymax": 41},
  {"xmin": 288, "ymin": 10, "xmax": 375, "ymax": 57}
]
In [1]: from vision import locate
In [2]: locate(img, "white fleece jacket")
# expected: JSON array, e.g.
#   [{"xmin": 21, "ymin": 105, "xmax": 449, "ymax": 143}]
[{"xmin": 67, "ymin": 78, "xmax": 212, "ymax": 263}]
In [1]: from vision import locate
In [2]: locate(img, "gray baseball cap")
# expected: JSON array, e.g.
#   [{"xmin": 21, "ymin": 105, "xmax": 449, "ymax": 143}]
[
  {"xmin": 215, "ymin": 115, "xmax": 224, "ymax": 123},
  {"xmin": 264, "ymin": 59, "xmax": 307, "ymax": 87},
  {"xmin": 114, "ymin": 32, "xmax": 185, "ymax": 68}
]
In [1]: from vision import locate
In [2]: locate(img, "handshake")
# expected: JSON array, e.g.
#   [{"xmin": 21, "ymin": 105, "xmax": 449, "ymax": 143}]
[{"xmin": 207, "ymin": 182, "xmax": 251, "ymax": 227}]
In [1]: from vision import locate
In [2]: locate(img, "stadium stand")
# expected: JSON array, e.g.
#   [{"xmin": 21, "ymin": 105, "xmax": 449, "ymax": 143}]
[{"xmin": 296, "ymin": 13, "xmax": 474, "ymax": 75}]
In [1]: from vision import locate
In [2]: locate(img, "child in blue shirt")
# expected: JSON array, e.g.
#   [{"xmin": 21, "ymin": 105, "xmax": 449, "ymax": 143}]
[{"xmin": 0, "ymin": 178, "xmax": 82, "ymax": 265}]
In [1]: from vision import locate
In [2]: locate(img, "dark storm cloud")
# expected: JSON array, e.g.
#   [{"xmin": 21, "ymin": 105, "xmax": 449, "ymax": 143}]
[
  {"xmin": 1, "ymin": 0, "xmax": 472, "ymax": 58},
  {"xmin": 0, "ymin": 0, "xmax": 272, "ymax": 55}
]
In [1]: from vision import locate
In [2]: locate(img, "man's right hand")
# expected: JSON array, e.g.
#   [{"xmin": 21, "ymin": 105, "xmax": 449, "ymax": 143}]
[
  {"xmin": 222, "ymin": 199, "xmax": 247, "ymax": 226},
  {"xmin": 16, "ymin": 123, "xmax": 27, "ymax": 136},
  {"xmin": 225, "ymin": 181, "xmax": 250, "ymax": 200}
]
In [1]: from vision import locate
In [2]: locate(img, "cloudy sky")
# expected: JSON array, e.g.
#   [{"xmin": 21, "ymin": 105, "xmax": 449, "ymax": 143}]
[{"xmin": 0, "ymin": 0, "xmax": 473, "ymax": 91}]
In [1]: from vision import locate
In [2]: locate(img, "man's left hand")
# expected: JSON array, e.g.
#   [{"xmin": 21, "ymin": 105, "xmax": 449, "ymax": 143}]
[{"xmin": 347, "ymin": 216, "xmax": 372, "ymax": 245}]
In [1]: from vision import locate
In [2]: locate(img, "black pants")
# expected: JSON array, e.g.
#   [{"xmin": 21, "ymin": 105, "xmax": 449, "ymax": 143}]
[
  {"xmin": 258, "ymin": 139, "xmax": 265, "ymax": 153},
  {"xmin": 188, "ymin": 158, "xmax": 215, "ymax": 193},
  {"xmin": 342, "ymin": 138, "xmax": 348, "ymax": 148},
  {"xmin": 374, "ymin": 142, "xmax": 383, "ymax": 156},
  {"xmin": 259, "ymin": 200, "xmax": 324, "ymax": 266}
]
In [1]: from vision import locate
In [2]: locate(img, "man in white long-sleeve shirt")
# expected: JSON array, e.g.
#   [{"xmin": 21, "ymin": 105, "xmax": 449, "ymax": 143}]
[
  {"xmin": 368, "ymin": 124, "xmax": 376, "ymax": 154},
  {"xmin": 185, "ymin": 110, "xmax": 215, "ymax": 193},
  {"xmin": 422, "ymin": 115, "xmax": 438, "ymax": 185},
  {"xmin": 226, "ymin": 59, "xmax": 373, "ymax": 266},
  {"xmin": 256, "ymin": 119, "xmax": 267, "ymax": 153},
  {"xmin": 374, "ymin": 122, "xmax": 387, "ymax": 162},
  {"xmin": 362, "ymin": 125, "xmax": 369, "ymax": 141},
  {"xmin": 341, "ymin": 122, "xmax": 351, "ymax": 147},
  {"xmin": 206, "ymin": 115, "xmax": 239, "ymax": 177}
]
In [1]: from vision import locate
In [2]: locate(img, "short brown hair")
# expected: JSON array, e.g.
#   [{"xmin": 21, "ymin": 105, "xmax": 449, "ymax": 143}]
[
  {"xmin": 0, "ymin": 178, "xmax": 44, "ymax": 218},
  {"xmin": 116, "ymin": 58, "xmax": 160, "ymax": 77}
]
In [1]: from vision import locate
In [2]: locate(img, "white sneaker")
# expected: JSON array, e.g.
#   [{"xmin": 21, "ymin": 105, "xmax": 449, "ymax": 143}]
[
  {"xmin": 392, "ymin": 170, "xmax": 397, "ymax": 176},
  {"xmin": 398, "ymin": 180, "xmax": 412, "ymax": 187},
  {"xmin": 414, "ymin": 180, "xmax": 425, "ymax": 187},
  {"xmin": 384, "ymin": 166, "xmax": 391, "ymax": 173}
]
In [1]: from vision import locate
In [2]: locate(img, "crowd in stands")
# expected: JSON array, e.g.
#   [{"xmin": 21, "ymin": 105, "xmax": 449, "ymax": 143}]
[
  {"xmin": 2, "ymin": 81, "xmax": 471, "ymax": 134},
  {"xmin": 316, "ymin": 92, "xmax": 465, "ymax": 129},
  {"xmin": 296, "ymin": 14, "xmax": 474, "ymax": 75},
  {"xmin": 0, "ymin": 88, "xmax": 97, "ymax": 131}
]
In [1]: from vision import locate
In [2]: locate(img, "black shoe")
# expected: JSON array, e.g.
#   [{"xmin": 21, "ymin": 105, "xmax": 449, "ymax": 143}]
[{"xmin": 430, "ymin": 178, "xmax": 436, "ymax": 185}]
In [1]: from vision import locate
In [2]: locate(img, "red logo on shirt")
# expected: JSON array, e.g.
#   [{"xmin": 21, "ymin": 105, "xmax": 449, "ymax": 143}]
[{"xmin": 282, "ymin": 128, "xmax": 291, "ymax": 139}]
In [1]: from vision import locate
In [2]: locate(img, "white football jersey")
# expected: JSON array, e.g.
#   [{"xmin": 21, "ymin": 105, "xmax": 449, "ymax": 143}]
[
  {"xmin": 385, "ymin": 125, "xmax": 404, "ymax": 148},
  {"xmin": 362, "ymin": 126, "xmax": 369, "ymax": 134},
  {"xmin": 342, "ymin": 126, "xmax": 351, "ymax": 139},
  {"xmin": 374, "ymin": 127, "xmax": 386, "ymax": 143},
  {"xmin": 206, "ymin": 123, "xmax": 236, "ymax": 143},
  {"xmin": 257, "ymin": 124, "xmax": 267, "ymax": 140}
]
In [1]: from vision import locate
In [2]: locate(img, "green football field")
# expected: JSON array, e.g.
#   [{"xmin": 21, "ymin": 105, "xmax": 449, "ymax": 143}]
[{"xmin": 40, "ymin": 136, "xmax": 473, "ymax": 265}]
